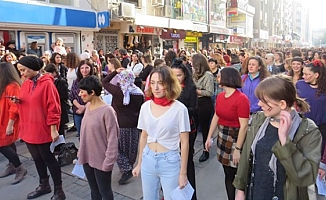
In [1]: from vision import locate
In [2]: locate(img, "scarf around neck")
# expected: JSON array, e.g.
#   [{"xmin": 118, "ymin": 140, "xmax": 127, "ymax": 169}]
[
  {"xmin": 251, "ymin": 109, "xmax": 302, "ymax": 189},
  {"xmin": 152, "ymin": 96, "xmax": 173, "ymax": 106}
]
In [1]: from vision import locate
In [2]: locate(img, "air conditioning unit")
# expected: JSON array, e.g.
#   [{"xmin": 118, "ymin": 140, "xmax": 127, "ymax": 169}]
[
  {"xmin": 152, "ymin": 0, "xmax": 164, "ymax": 7},
  {"xmin": 164, "ymin": 5, "xmax": 172, "ymax": 18},
  {"xmin": 118, "ymin": 2, "xmax": 136, "ymax": 19}
]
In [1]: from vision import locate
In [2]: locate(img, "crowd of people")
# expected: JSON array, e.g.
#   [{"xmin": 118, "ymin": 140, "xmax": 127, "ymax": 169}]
[{"xmin": 1, "ymin": 38, "xmax": 326, "ymax": 200}]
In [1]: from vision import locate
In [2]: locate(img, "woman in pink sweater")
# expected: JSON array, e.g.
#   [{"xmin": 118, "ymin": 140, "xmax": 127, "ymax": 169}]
[{"xmin": 78, "ymin": 75, "xmax": 119, "ymax": 200}]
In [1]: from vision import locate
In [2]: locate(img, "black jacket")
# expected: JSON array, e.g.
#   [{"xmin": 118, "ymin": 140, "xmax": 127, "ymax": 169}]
[{"xmin": 54, "ymin": 77, "xmax": 69, "ymax": 126}]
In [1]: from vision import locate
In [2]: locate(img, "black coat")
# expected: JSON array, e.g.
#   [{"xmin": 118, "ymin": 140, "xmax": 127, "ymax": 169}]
[
  {"xmin": 54, "ymin": 77, "xmax": 69, "ymax": 126},
  {"xmin": 177, "ymin": 83, "xmax": 197, "ymax": 119}
]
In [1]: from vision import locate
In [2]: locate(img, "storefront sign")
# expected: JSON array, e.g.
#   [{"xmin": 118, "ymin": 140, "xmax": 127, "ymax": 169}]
[
  {"xmin": 161, "ymin": 29, "xmax": 186, "ymax": 39},
  {"xmin": 229, "ymin": 36, "xmax": 244, "ymax": 44},
  {"xmin": 231, "ymin": 14, "xmax": 246, "ymax": 23},
  {"xmin": 210, "ymin": 26, "xmax": 233, "ymax": 35},
  {"xmin": 136, "ymin": 26, "xmax": 155, "ymax": 34},
  {"xmin": 186, "ymin": 32, "xmax": 203, "ymax": 37},
  {"xmin": 184, "ymin": 37, "xmax": 197, "ymax": 43},
  {"xmin": 183, "ymin": 0, "xmax": 207, "ymax": 23},
  {"xmin": 27, "ymin": 36, "xmax": 45, "ymax": 43}
]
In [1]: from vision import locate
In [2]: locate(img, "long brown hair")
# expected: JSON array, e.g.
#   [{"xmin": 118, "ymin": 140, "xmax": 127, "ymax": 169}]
[
  {"xmin": 192, "ymin": 54, "xmax": 210, "ymax": 81},
  {"xmin": 0, "ymin": 62, "xmax": 21, "ymax": 98},
  {"xmin": 243, "ymin": 56, "xmax": 270, "ymax": 81},
  {"xmin": 109, "ymin": 58, "xmax": 122, "ymax": 70},
  {"xmin": 255, "ymin": 74, "xmax": 310, "ymax": 113},
  {"xmin": 66, "ymin": 52, "xmax": 81, "ymax": 69},
  {"xmin": 146, "ymin": 66, "xmax": 181, "ymax": 100}
]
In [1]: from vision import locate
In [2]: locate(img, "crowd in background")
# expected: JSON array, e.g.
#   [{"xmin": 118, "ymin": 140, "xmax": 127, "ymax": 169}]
[{"xmin": 1, "ymin": 37, "xmax": 326, "ymax": 200}]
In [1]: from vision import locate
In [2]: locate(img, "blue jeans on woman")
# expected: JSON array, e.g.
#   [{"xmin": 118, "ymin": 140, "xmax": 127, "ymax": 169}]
[
  {"xmin": 73, "ymin": 114, "xmax": 83, "ymax": 138},
  {"xmin": 141, "ymin": 145, "xmax": 180, "ymax": 200}
]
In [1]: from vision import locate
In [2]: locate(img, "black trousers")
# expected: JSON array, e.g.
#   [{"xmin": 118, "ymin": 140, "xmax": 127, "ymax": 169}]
[
  {"xmin": 187, "ymin": 131, "xmax": 197, "ymax": 200},
  {"xmin": 222, "ymin": 165, "xmax": 237, "ymax": 200},
  {"xmin": 0, "ymin": 143, "xmax": 21, "ymax": 167},
  {"xmin": 196, "ymin": 97, "xmax": 214, "ymax": 149},
  {"xmin": 26, "ymin": 142, "xmax": 62, "ymax": 186},
  {"xmin": 83, "ymin": 163, "xmax": 113, "ymax": 200},
  {"xmin": 318, "ymin": 123, "xmax": 326, "ymax": 154}
]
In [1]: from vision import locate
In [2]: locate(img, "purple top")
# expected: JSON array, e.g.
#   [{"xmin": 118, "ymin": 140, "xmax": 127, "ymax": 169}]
[
  {"xmin": 69, "ymin": 79, "xmax": 85, "ymax": 114},
  {"xmin": 240, "ymin": 74, "xmax": 262, "ymax": 113},
  {"xmin": 296, "ymin": 80, "xmax": 326, "ymax": 125}
]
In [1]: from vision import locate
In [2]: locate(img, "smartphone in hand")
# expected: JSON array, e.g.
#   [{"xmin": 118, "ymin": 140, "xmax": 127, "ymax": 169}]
[{"xmin": 5, "ymin": 96, "xmax": 20, "ymax": 103}]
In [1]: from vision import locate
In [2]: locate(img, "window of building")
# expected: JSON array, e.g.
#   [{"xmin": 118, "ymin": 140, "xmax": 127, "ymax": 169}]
[{"xmin": 31, "ymin": 0, "xmax": 73, "ymax": 6}]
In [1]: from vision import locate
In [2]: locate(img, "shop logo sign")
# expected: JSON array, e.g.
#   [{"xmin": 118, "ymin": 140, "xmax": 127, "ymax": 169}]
[{"xmin": 170, "ymin": 33, "xmax": 180, "ymax": 38}]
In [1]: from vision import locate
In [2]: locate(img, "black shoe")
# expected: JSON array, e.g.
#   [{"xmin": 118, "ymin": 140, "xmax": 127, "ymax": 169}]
[
  {"xmin": 199, "ymin": 151, "xmax": 209, "ymax": 162},
  {"xmin": 118, "ymin": 171, "xmax": 133, "ymax": 185},
  {"xmin": 67, "ymin": 126, "xmax": 77, "ymax": 132}
]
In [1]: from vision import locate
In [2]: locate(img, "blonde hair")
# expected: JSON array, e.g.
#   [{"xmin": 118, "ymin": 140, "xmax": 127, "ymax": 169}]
[{"xmin": 146, "ymin": 66, "xmax": 181, "ymax": 100}]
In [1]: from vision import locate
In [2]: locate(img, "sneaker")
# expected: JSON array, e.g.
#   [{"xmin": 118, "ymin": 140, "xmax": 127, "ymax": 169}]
[{"xmin": 118, "ymin": 171, "xmax": 133, "ymax": 185}]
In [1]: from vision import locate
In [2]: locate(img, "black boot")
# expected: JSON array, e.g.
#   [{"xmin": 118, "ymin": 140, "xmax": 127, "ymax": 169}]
[
  {"xmin": 199, "ymin": 151, "xmax": 209, "ymax": 162},
  {"xmin": 51, "ymin": 185, "xmax": 66, "ymax": 200},
  {"xmin": 27, "ymin": 176, "xmax": 52, "ymax": 199}
]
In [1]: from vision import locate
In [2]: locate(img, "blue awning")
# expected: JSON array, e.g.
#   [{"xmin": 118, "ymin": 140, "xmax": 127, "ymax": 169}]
[{"xmin": 0, "ymin": 1, "xmax": 98, "ymax": 28}]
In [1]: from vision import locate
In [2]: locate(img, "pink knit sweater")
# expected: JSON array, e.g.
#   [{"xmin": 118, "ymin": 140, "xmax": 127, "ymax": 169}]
[{"xmin": 78, "ymin": 104, "xmax": 119, "ymax": 172}]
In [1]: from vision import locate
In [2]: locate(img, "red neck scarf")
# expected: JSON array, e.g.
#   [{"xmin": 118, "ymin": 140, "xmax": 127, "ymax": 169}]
[{"xmin": 152, "ymin": 96, "xmax": 173, "ymax": 106}]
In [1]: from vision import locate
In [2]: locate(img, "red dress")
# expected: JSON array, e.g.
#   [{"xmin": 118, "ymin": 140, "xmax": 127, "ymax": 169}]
[{"xmin": 0, "ymin": 83, "xmax": 20, "ymax": 147}]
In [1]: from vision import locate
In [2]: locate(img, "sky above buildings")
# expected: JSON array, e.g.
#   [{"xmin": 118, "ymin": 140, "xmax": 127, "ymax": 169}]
[{"xmin": 309, "ymin": 0, "xmax": 326, "ymax": 29}]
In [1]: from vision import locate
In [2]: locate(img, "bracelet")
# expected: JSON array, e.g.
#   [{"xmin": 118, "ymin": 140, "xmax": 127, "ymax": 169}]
[{"xmin": 235, "ymin": 146, "xmax": 242, "ymax": 151}]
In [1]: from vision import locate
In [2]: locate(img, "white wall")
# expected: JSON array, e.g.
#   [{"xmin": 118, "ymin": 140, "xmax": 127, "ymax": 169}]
[{"xmin": 81, "ymin": 31, "xmax": 94, "ymax": 52}]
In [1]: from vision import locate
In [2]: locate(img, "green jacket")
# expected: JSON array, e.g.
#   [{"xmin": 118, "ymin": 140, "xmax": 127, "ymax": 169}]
[{"xmin": 233, "ymin": 112, "xmax": 322, "ymax": 200}]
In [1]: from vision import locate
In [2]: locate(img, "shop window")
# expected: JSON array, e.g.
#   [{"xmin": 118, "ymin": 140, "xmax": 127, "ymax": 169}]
[
  {"xmin": 173, "ymin": 0, "xmax": 183, "ymax": 19},
  {"xmin": 50, "ymin": 0, "xmax": 73, "ymax": 6}
]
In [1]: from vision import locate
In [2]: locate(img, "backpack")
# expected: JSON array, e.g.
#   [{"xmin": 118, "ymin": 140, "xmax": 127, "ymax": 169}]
[{"xmin": 58, "ymin": 142, "xmax": 78, "ymax": 167}]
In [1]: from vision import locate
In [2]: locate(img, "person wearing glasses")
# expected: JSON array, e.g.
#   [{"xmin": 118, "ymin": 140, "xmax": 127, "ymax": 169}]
[
  {"xmin": 265, "ymin": 53, "xmax": 281, "ymax": 75},
  {"xmin": 240, "ymin": 56, "xmax": 270, "ymax": 114}
]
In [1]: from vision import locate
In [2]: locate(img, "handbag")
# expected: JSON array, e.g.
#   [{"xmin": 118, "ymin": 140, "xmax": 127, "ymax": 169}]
[{"xmin": 58, "ymin": 142, "xmax": 78, "ymax": 167}]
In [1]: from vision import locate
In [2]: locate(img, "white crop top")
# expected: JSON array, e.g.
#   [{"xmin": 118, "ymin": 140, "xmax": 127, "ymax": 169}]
[{"xmin": 137, "ymin": 100, "xmax": 190, "ymax": 150}]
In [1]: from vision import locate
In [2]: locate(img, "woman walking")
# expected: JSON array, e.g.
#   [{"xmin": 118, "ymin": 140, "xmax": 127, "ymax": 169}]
[
  {"xmin": 234, "ymin": 75, "xmax": 321, "ymax": 200},
  {"xmin": 132, "ymin": 66, "xmax": 190, "ymax": 200},
  {"xmin": 171, "ymin": 59, "xmax": 198, "ymax": 200},
  {"xmin": 16, "ymin": 56, "xmax": 65, "ymax": 200},
  {"xmin": 192, "ymin": 54, "xmax": 214, "ymax": 162},
  {"xmin": 78, "ymin": 75, "xmax": 119, "ymax": 200},
  {"xmin": 0, "ymin": 62, "xmax": 27, "ymax": 185},
  {"xmin": 205, "ymin": 67, "xmax": 250, "ymax": 200},
  {"xmin": 102, "ymin": 68, "xmax": 144, "ymax": 185}
]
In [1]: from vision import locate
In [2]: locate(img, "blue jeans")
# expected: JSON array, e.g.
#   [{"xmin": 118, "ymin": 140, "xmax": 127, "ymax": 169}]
[
  {"xmin": 74, "ymin": 114, "xmax": 83, "ymax": 137},
  {"xmin": 141, "ymin": 145, "xmax": 180, "ymax": 200}
]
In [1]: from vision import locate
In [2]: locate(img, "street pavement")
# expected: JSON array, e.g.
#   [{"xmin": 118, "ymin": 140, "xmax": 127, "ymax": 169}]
[{"xmin": 0, "ymin": 127, "xmax": 324, "ymax": 200}]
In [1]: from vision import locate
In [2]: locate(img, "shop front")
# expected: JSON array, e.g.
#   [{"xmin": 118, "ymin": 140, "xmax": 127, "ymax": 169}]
[
  {"xmin": 228, "ymin": 36, "xmax": 245, "ymax": 48},
  {"xmin": 203, "ymin": 26, "xmax": 233, "ymax": 49},
  {"xmin": 120, "ymin": 24, "xmax": 161, "ymax": 56},
  {"xmin": 0, "ymin": 1, "xmax": 98, "ymax": 54},
  {"xmin": 184, "ymin": 31, "xmax": 203, "ymax": 52},
  {"xmin": 95, "ymin": 22, "xmax": 120, "ymax": 54},
  {"xmin": 161, "ymin": 29, "xmax": 186, "ymax": 52}
]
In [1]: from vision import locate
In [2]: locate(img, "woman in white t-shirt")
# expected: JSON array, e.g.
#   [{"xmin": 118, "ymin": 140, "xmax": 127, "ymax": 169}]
[
  {"xmin": 65, "ymin": 53, "xmax": 80, "ymax": 90},
  {"xmin": 132, "ymin": 66, "xmax": 190, "ymax": 200},
  {"xmin": 127, "ymin": 52, "xmax": 143, "ymax": 89}
]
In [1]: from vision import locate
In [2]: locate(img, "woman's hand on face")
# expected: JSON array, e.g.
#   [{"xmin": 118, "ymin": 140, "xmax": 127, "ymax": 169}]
[
  {"xmin": 178, "ymin": 174, "xmax": 188, "ymax": 189},
  {"xmin": 278, "ymin": 110, "xmax": 292, "ymax": 146}
]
